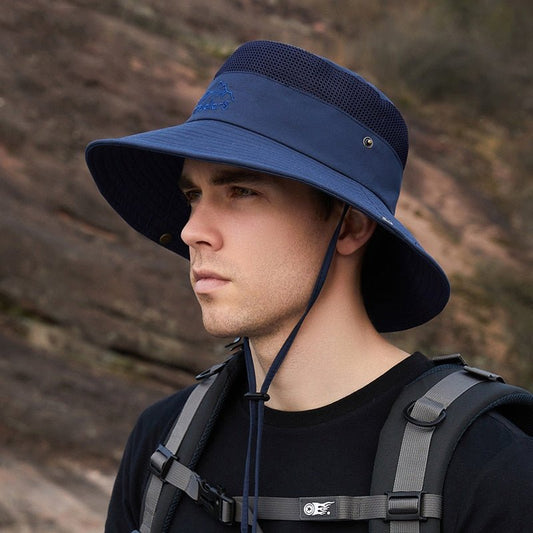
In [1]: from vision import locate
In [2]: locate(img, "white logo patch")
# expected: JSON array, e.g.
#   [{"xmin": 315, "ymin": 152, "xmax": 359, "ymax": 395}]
[{"xmin": 303, "ymin": 501, "xmax": 335, "ymax": 516}]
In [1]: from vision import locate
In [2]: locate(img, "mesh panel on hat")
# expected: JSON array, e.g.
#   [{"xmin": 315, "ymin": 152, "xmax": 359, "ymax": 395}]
[{"xmin": 216, "ymin": 40, "xmax": 408, "ymax": 168}]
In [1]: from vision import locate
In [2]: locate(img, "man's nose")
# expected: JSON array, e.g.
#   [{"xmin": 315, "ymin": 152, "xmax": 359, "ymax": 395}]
[{"xmin": 180, "ymin": 201, "xmax": 222, "ymax": 251}]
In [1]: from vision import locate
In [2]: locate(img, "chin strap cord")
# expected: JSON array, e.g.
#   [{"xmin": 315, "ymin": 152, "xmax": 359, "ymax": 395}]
[{"xmin": 241, "ymin": 205, "xmax": 349, "ymax": 532}]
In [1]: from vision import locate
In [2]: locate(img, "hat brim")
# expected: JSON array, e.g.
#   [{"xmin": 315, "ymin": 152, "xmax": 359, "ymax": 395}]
[{"xmin": 86, "ymin": 119, "xmax": 449, "ymax": 332}]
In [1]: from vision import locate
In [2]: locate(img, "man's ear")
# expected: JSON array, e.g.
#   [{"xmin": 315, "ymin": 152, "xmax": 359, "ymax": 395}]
[{"xmin": 336, "ymin": 208, "xmax": 376, "ymax": 256}]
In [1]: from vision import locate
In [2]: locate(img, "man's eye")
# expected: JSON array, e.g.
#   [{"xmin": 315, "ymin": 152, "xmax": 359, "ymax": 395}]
[
  {"xmin": 231, "ymin": 186, "xmax": 256, "ymax": 198},
  {"xmin": 182, "ymin": 190, "xmax": 201, "ymax": 204}
]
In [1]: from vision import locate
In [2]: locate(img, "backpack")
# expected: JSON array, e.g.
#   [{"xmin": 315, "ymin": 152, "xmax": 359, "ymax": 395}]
[{"xmin": 136, "ymin": 344, "xmax": 533, "ymax": 533}]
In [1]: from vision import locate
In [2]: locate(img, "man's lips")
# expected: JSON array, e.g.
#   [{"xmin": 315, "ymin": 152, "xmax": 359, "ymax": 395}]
[{"xmin": 192, "ymin": 269, "xmax": 230, "ymax": 294}]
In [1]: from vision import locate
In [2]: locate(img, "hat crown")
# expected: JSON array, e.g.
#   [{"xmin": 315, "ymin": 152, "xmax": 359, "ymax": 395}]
[
  {"xmin": 216, "ymin": 40, "xmax": 408, "ymax": 169},
  {"xmin": 86, "ymin": 40, "xmax": 449, "ymax": 332}
]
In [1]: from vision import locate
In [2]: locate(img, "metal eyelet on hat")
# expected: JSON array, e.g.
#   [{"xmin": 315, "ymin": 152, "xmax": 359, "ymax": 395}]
[
  {"xmin": 363, "ymin": 136, "xmax": 374, "ymax": 148},
  {"xmin": 159, "ymin": 233, "xmax": 173, "ymax": 245}
]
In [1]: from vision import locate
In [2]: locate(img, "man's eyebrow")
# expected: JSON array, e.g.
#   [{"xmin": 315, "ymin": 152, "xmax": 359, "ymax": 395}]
[
  {"xmin": 178, "ymin": 174, "xmax": 195, "ymax": 190},
  {"xmin": 179, "ymin": 168, "xmax": 270, "ymax": 189},
  {"xmin": 212, "ymin": 168, "xmax": 269, "ymax": 185}
]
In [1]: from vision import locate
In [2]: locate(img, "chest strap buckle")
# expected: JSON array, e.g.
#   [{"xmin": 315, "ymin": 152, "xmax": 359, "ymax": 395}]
[{"xmin": 196, "ymin": 476, "xmax": 236, "ymax": 525}]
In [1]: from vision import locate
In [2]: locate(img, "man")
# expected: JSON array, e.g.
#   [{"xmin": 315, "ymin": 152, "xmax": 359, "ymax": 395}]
[{"xmin": 86, "ymin": 41, "xmax": 532, "ymax": 532}]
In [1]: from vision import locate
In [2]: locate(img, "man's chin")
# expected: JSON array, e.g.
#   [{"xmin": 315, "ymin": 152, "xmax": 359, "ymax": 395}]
[
  {"xmin": 205, "ymin": 327, "xmax": 240, "ymax": 339},
  {"xmin": 201, "ymin": 317, "xmax": 242, "ymax": 339}
]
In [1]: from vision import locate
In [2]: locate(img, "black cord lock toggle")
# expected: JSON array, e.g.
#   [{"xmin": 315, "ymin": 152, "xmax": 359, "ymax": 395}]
[{"xmin": 244, "ymin": 391, "xmax": 270, "ymax": 402}]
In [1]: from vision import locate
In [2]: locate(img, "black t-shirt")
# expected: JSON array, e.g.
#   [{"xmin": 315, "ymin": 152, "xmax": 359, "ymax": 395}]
[{"xmin": 106, "ymin": 353, "xmax": 533, "ymax": 532}]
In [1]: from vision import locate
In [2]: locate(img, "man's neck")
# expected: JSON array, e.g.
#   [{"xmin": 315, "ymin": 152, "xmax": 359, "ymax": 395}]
[{"xmin": 248, "ymin": 295, "xmax": 409, "ymax": 411}]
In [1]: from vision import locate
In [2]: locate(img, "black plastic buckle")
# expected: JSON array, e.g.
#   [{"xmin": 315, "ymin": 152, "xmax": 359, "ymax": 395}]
[
  {"xmin": 432, "ymin": 353, "xmax": 466, "ymax": 366},
  {"xmin": 224, "ymin": 337, "xmax": 244, "ymax": 355},
  {"xmin": 386, "ymin": 491, "xmax": 426, "ymax": 522},
  {"xmin": 464, "ymin": 365, "xmax": 504, "ymax": 383},
  {"xmin": 150, "ymin": 444, "xmax": 175, "ymax": 479},
  {"xmin": 196, "ymin": 362, "xmax": 227, "ymax": 381},
  {"xmin": 195, "ymin": 476, "xmax": 235, "ymax": 525},
  {"xmin": 224, "ymin": 337, "xmax": 242, "ymax": 349}
]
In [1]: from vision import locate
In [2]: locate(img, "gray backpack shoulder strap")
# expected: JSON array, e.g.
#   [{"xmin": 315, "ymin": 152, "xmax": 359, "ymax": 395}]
[
  {"xmin": 369, "ymin": 355, "xmax": 533, "ymax": 533},
  {"xmin": 139, "ymin": 341, "xmax": 244, "ymax": 533}
]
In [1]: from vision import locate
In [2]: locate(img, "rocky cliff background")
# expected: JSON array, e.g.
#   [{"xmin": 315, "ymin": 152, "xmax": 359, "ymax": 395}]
[{"xmin": 1, "ymin": 1, "xmax": 531, "ymax": 530}]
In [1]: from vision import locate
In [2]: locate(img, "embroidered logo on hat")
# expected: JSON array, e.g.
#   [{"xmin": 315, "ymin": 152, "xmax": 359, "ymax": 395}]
[{"xmin": 193, "ymin": 81, "xmax": 235, "ymax": 113}]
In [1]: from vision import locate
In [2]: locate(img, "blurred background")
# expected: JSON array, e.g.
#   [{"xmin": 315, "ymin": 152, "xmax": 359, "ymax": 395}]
[{"xmin": 0, "ymin": 0, "xmax": 531, "ymax": 530}]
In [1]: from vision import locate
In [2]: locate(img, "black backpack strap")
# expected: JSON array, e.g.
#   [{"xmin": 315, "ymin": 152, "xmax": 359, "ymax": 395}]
[
  {"xmin": 139, "ymin": 350, "xmax": 533, "ymax": 532},
  {"xmin": 139, "ymin": 341, "xmax": 244, "ymax": 533},
  {"xmin": 370, "ymin": 357, "xmax": 533, "ymax": 533}
]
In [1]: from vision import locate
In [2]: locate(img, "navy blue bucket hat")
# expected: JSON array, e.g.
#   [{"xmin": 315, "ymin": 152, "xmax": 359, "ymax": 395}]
[{"xmin": 86, "ymin": 40, "xmax": 449, "ymax": 332}]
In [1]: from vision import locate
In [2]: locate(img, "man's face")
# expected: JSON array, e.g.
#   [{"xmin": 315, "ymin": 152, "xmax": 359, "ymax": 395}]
[{"xmin": 179, "ymin": 159, "xmax": 339, "ymax": 342}]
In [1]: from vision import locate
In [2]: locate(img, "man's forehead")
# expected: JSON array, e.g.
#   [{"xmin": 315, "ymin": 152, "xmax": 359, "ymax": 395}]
[{"xmin": 180, "ymin": 159, "xmax": 287, "ymax": 187}]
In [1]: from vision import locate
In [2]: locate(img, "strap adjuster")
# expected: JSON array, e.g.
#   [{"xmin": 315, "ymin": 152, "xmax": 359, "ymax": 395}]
[
  {"xmin": 403, "ymin": 400, "xmax": 447, "ymax": 428},
  {"xmin": 150, "ymin": 444, "xmax": 175, "ymax": 479},
  {"xmin": 196, "ymin": 362, "xmax": 228, "ymax": 381},
  {"xmin": 386, "ymin": 491, "xmax": 427, "ymax": 522},
  {"xmin": 464, "ymin": 365, "xmax": 504, "ymax": 383},
  {"xmin": 196, "ymin": 476, "xmax": 235, "ymax": 525}
]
